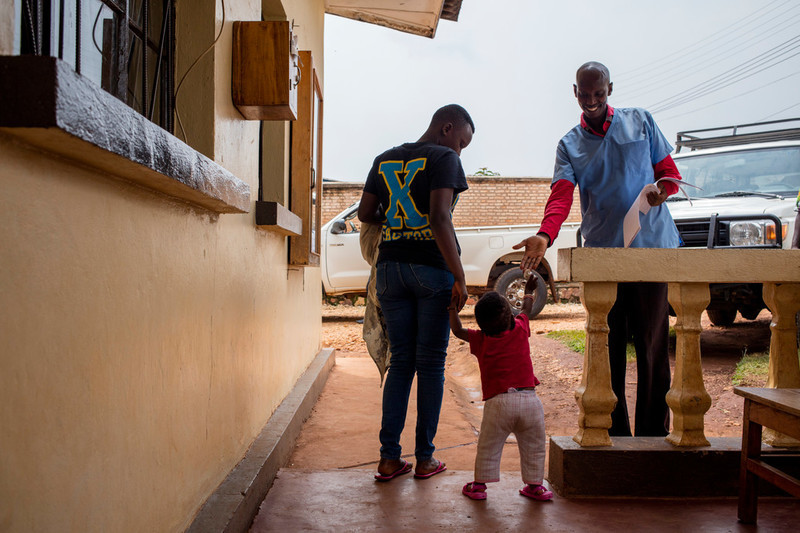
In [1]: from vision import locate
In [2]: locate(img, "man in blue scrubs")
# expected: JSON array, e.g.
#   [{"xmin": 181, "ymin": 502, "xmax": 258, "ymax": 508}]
[{"xmin": 515, "ymin": 62, "xmax": 683, "ymax": 436}]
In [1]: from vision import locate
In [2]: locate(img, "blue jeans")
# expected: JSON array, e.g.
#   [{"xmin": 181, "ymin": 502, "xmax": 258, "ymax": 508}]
[{"xmin": 376, "ymin": 260, "xmax": 453, "ymax": 462}]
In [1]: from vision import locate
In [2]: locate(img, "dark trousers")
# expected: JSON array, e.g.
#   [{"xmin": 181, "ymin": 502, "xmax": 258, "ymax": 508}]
[
  {"xmin": 607, "ymin": 282, "xmax": 671, "ymax": 437},
  {"xmin": 376, "ymin": 261, "xmax": 453, "ymax": 461}
]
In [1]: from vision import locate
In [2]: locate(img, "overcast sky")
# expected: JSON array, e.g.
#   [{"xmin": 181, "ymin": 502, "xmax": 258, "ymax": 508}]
[{"xmin": 321, "ymin": 0, "xmax": 800, "ymax": 181}]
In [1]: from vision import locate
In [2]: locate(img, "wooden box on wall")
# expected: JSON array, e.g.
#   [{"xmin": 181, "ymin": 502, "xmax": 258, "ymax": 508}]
[{"xmin": 232, "ymin": 21, "xmax": 298, "ymax": 120}]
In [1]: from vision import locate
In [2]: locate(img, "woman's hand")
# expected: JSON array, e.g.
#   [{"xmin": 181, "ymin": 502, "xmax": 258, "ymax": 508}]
[{"xmin": 450, "ymin": 279, "xmax": 468, "ymax": 312}]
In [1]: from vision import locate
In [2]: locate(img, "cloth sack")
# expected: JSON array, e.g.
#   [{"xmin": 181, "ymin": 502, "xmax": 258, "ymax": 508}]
[{"xmin": 359, "ymin": 221, "xmax": 390, "ymax": 385}]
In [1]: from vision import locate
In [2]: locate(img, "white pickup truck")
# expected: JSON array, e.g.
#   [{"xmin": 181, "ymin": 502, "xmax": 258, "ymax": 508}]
[
  {"xmin": 321, "ymin": 202, "xmax": 581, "ymax": 318},
  {"xmin": 666, "ymin": 119, "xmax": 800, "ymax": 326}
]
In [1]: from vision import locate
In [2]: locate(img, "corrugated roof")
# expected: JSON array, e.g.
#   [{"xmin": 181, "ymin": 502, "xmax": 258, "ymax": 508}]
[{"xmin": 440, "ymin": 0, "xmax": 463, "ymax": 21}]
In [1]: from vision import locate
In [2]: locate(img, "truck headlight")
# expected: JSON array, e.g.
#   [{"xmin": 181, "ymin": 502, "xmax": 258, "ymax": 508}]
[
  {"xmin": 729, "ymin": 222, "xmax": 762, "ymax": 246},
  {"xmin": 729, "ymin": 220, "xmax": 781, "ymax": 246}
]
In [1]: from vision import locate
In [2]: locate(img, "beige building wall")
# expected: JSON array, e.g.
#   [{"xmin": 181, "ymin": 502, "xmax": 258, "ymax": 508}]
[{"xmin": 0, "ymin": 1, "xmax": 324, "ymax": 531}]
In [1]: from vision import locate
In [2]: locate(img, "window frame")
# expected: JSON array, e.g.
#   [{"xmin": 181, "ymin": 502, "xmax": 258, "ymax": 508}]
[
  {"xmin": 0, "ymin": 56, "xmax": 249, "ymax": 214},
  {"xmin": 16, "ymin": 0, "xmax": 175, "ymax": 132},
  {"xmin": 3, "ymin": 2, "xmax": 249, "ymax": 214},
  {"xmin": 289, "ymin": 50, "xmax": 323, "ymax": 266}
]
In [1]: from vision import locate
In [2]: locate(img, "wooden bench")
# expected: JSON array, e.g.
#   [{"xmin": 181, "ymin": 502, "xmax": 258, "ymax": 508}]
[{"xmin": 734, "ymin": 387, "xmax": 800, "ymax": 523}]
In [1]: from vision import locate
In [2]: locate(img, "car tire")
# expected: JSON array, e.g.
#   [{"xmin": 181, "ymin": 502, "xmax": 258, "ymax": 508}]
[
  {"xmin": 494, "ymin": 267, "xmax": 547, "ymax": 318},
  {"xmin": 707, "ymin": 307, "xmax": 737, "ymax": 327}
]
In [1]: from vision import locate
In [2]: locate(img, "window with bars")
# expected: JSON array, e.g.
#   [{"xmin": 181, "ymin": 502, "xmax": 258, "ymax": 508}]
[{"xmin": 16, "ymin": 0, "xmax": 175, "ymax": 132}]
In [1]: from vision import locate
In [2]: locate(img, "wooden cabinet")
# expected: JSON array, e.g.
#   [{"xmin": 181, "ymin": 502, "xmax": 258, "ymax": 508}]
[{"xmin": 231, "ymin": 21, "xmax": 299, "ymax": 120}]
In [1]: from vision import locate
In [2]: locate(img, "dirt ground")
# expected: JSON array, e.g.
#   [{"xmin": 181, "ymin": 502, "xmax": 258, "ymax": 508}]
[{"xmin": 320, "ymin": 301, "xmax": 774, "ymax": 440}]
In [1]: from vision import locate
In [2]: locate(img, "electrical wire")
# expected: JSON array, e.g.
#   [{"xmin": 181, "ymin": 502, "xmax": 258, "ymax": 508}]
[
  {"xmin": 657, "ymin": 70, "xmax": 800, "ymax": 122},
  {"xmin": 618, "ymin": 11, "xmax": 800, "ymax": 100},
  {"xmin": 759, "ymin": 102, "xmax": 800, "ymax": 121},
  {"xmin": 615, "ymin": 0, "xmax": 796, "ymax": 82},
  {"xmin": 612, "ymin": 1, "xmax": 800, "ymax": 118},
  {"xmin": 653, "ymin": 35, "xmax": 800, "ymax": 103},
  {"xmin": 91, "ymin": 4, "xmax": 108, "ymax": 55},
  {"xmin": 647, "ymin": 36, "xmax": 800, "ymax": 113},
  {"xmin": 651, "ymin": 52, "xmax": 800, "ymax": 114},
  {"xmin": 174, "ymin": 0, "xmax": 226, "ymax": 143}
]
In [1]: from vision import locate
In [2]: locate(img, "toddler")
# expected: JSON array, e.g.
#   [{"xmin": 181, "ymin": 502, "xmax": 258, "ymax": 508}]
[{"xmin": 448, "ymin": 275, "xmax": 553, "ymax": 501}]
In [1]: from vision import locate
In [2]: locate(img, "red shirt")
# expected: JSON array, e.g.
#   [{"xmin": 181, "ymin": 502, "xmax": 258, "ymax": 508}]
[
  {"xmin": 467, "ymin": 314, "xmax": 540, "ymax": 400},
  {"xmin": 539, "ymin": 105, "xmax": 682, "ymax": 244}
]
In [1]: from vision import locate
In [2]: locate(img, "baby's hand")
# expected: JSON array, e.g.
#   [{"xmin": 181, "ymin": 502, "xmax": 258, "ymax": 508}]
[{"xmin": 524, "ymin": 271, "xmax": 538, "ymax": 294}]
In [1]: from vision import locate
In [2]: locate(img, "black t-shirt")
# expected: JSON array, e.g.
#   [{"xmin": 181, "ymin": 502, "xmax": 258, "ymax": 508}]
[{"xmin": 363, "ymin": 142, "xmax": 468, "ymax": 271}]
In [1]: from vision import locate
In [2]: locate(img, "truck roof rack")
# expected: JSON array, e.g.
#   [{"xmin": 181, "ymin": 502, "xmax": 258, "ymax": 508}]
[{"xmin": 675, "ymin": 117, "xmax": 800, "ymax": 153}]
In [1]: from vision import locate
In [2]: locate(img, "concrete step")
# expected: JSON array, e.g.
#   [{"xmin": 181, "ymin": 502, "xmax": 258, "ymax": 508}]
[{"xmin": 549, "ymin": 435, "xmax": 800, "ymax": 497}]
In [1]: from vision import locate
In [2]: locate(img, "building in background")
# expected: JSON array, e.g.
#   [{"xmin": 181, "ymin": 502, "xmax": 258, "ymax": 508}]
[{"xmin": 323, "ymin": 177, "xmax": 582, "ymax": 228}]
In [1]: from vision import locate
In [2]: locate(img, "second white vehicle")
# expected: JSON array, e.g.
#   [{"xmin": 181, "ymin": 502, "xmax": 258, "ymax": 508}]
[
  {"xmin": 667, "ymin": 119, "xmax": 799, "ymax": 325},
  {"xmin": 321, "ymin": 202, "xmax": 582, "ymax": 318}
]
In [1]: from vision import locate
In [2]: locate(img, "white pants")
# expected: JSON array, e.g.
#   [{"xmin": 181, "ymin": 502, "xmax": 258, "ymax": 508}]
[{"xmin": 474, "ymin": 388, "xmax": 546, "ymax": 484}]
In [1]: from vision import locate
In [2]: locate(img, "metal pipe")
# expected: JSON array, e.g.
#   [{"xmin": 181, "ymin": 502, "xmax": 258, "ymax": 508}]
[
  {"xmin": 58, "ymin": 0, "xmax": 65, "ymax": 58},
  {"xmin": 75, "ymin": 0, "xmax": 81, "ymax": 74},
  {"xmin": 142, "ymin": 0, "xmax": 149, "ymax": 116},
  {"xmin": 148, "ymin": 0, "xmax": 172, "ymax": 121}
]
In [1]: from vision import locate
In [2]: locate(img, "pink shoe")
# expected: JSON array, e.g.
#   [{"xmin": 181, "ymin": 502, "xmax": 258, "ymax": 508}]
[
  {"xmin": 462, "ymin": 482, "xmax": 487, "ymax": 500},
  {"xmin": 520, "ymin": 484, "xmax": 553, "ymax": 501}
]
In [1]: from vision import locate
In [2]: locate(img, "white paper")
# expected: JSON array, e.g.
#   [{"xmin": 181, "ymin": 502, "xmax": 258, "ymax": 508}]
[
  {"xmin": 623, "ymin": 177, "xmax": 701, "ymax": 248},
  {"xmin": 623, "ymin": 184, "xmax": 658, "ymax": 247}
]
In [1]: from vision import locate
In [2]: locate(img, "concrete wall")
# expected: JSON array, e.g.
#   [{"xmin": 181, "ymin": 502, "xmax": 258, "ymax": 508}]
[
  {"xmin": 323, "ymin": 177, "xmax": 583, "ymax": 228},
  {"xmin": 0, "ymin": 1, "xmax": 324, "ymax": 531}
]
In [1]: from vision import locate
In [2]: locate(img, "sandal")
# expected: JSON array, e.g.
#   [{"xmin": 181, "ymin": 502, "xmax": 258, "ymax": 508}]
[
  {"xmin": 520, "ymin": 484, "xmax": 553, "ymax": 501},
  {"xmin": 414, "ymin": 459, "xmax": 447, "ymax": 479},
  {"xmin": 374, "ymin": 459, "xmax": 412, "ymax": 482},
  {"xmin": 462, "ymin": 482, "xmax": 487, "ymax": 500}
]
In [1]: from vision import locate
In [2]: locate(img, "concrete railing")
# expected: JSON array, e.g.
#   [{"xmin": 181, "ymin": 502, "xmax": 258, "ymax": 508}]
[{"xmin": 557, "ymin": 248, "xmax": 800, "ymax": 448}]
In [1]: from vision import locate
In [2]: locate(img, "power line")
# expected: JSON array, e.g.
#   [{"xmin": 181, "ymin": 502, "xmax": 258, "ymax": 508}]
[
  {"xmin": 657, "ymin": 70, "xmax": 800, "ymax": 122},
  {"xmin": 615, "ymin": 0, "xmax": 797, "ymax": 82},
  {"xmin": 651, "ymin": 52, "xmax": 800, "ymax": 113},
  {"xmin": 647, "ymin": 35, "xmax": 800, "ymax": 110},
  {"xmin": 618, "ymin": 11, "xmax": 800, "ymax": 100},
  {"xmin": 759, "ymin": 102, "xmax": 800, "ymax": 121},
  {"xmin": 647, "ymin": 37, "xmax": 800, "ymax": 113}
]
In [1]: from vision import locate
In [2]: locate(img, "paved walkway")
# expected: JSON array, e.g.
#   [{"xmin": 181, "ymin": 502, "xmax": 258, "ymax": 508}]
[
  {"xmin": 250, "ymin": 355, "xmax": 799, "ymax": 532},
  {"xmin": 252, "ymin": 469, "xmax": 799, "ymax": 532}
]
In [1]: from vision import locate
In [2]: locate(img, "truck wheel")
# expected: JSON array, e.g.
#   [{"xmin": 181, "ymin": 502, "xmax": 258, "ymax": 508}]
[
  {"xmin": 494, "ymin": 268, "xmax": 547, "ymax": 318},
  {"xmin": 707, "ymin": 307, "xmax": 737, "ymax": 327}
]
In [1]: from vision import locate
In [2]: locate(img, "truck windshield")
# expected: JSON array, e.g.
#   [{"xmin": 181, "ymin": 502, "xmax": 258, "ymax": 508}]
[{"xmin": 672, "ymin": 146, "xmax": 800, "ymax": 199}]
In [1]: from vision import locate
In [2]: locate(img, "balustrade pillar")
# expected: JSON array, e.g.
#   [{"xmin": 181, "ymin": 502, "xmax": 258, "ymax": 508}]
[
  {"xmin": 574, "ymin": 282, "xmax": 618, "ymax": 447},
  {"xmin": 665, "ymin": 282, "xmax": 712, "ymax": 446},
  {"xmin": 761, "ymin": 282, "xmax": 800, "ymax": 447}
]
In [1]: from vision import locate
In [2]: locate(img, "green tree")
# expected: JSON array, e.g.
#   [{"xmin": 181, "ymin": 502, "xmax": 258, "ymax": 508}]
[{"xmin": 472, "ymin": 167, "xmax": 500, "ymax": 176}]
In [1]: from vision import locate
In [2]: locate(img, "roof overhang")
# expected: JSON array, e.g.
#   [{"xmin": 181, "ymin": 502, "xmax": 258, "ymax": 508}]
[{"xmin": 325, "ymin": 0, "xmax": 463, "ymax": 38}]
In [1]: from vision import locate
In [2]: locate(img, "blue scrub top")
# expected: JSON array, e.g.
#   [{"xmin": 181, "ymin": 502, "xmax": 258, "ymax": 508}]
[{"xmin": 553, "ymin": 107, "xmax": 680, "ymax": 248}]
